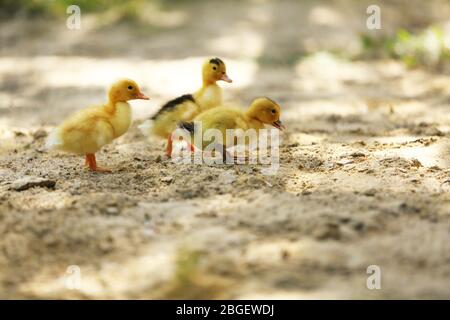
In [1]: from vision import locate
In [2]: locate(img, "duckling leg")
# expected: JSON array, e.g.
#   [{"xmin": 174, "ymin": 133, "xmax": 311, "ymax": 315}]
[
  {"xmin": 165, "ymin": 134, "xmax": 173, "ymax": 157},
  {"xmin": 85, "ymin": 154, "xmax": 91, "ymax": 168},
  {"xmin": 83, "ymin": 155, "xmax": 94, "ymax": 167},
  {"xmin": 85, "ymin": 153, "xmax": 111, "ymax": 173}
]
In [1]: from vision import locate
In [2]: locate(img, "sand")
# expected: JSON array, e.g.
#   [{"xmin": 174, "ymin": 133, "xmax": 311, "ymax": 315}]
[{"xmin": 0, "ymin": 0, "xmax": 450, "ymax": 299}]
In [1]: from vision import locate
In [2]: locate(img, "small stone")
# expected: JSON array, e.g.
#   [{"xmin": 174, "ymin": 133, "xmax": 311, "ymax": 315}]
[
  {"xmin": 135, "ymin": 163, "xmax": 144, "ymax": 170},
  {"xmin": 10, "ymin": 177, "xmax": 56, "ymax": 191},
  {"xmin": 161, "ymin": 176, "xmax": 173, "ymax": 183},
  {"xmin": 33, "ymin": 129, "xmax": 48, "ymax": 140},
  {"xmin": 410, "ymin": 159, "xmax": 422, "ymax": 168},
  {"xmin": 337, "ymin": 158, "xmax": 354, "ymax": 166},
  {"xmin": 323, "ymin": 161, "xmax": 335, "ymax": 169},
  {"xmin": 106, "ymin": 207, "xmax": 119, "ymax": 215},
  {"xmin": 352, "ymin": 221, "xmax": 365, "ymax": 231},
  {"xmin": 247, "ymin": 176, "xmax": 263, "ymax": 186},
  {"xmin": 313, "ymin": 223, "xmax": 341, "ymax": 240},
  {"xmin": 363, "ymin": 188, "xmax": 377, "ymax": 196},
  {"xmin": 427, "ymin": 127, "xmax": 443, "ymax": 136},
  {"xmin": 349, "ymin": 152, "xmax": 366, "ymax": 158}
]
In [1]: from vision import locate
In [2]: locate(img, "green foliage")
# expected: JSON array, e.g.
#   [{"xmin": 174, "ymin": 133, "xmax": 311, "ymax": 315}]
[
  {"xmin": 157, "ymin": 248, "xmax": 230, "ymax": 299},
  {"xmin": 0, "ymin": 0, "xmax": 148, "ymax": 18},
  {"xmin": 173, "ymin": 248, "xmax": 202, "ymax": 286},
  {"xmin": 0, "ymin": 0, "xmax": 46, "ymax": 15},
  {"xmin": 360, "ymin": 26, "xmax": 450, "ymax": 68}
]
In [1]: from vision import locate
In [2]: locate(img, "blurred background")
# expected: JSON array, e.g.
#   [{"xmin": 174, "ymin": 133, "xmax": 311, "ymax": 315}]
[
  {"xmin": 1, "ymin": 0, "xmax": 450, "ymax": 129},
  {"xmin": 1, "ymin": 0, "xmax": 450, "ymax": 299}
]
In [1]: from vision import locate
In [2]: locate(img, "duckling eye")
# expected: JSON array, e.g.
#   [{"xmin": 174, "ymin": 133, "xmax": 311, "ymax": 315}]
[
  {"xmin": 127, "ymin": 85, "xmax": 133, "ymax": 90},
  {"xmin": 271, "ymin": 109, "xmax": 276, "ymax": 114},
  {"xmin": 212, "ymin": 66, "xmax": 217, "ymax": 70}
]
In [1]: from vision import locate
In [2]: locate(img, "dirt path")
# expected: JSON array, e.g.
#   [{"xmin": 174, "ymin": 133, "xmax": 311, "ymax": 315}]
[{"xmin": 1, "ymin": 0, "xmax": 450, "ymax": 299}]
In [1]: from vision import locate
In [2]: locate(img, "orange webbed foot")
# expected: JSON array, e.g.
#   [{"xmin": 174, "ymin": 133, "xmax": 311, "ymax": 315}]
[
  {"xmin": 91, "ymin": 166, "xmax": 112, "ymax": 173},
  {"xmin": 85, "ymin": 154, "xmax": 112, "ymax": 173}
]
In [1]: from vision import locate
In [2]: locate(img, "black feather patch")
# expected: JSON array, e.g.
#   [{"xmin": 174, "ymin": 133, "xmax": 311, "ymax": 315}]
[
  {"xmin": 209, "ymin": 57, "xmax": 223, "ymax": 66},
  {"xmin": 150, "ymin": 94, "xmax": 195, "ymax": 120},
  {"xmin": 179, "ymin": 121, "xmax": 195, "ymax": 134}
]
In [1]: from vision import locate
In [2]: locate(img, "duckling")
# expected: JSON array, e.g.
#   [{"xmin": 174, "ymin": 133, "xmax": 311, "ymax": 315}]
[
  {"xmin": 139, "ymin": 57, "xmax": 232, "ymax": 156},
  {"xmin": 46, "ymin": 79, "xmax": 149, "ymax": 172},
  {"xmin": 179, "ymin": 97, "xmax": 285, "ymax": 161}
]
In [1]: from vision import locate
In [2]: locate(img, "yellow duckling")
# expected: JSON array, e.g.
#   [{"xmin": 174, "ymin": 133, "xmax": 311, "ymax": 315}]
[
  {"xmin": 179, "ymin": 97, "xmax": 285, "ymax": 160},
  {"xmin": 46, "ymin": 79, "xmax": 149, "ymax": 172},
  {"xmin": 139, "ymin": 57, "xmax": 232, "ymax": 156}
]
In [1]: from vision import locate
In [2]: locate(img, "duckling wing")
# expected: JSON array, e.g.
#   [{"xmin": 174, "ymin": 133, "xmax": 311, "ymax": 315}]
[
  {"xmin": 197, "ymin": 107, "xmax": 241, "ymax": 131},
  {"xmin": 235, "ymin": 117, "xmax": 250, "ymax": 130},
  {"xmin": 141, "ymin": 94, "xmax": 200, "ymax": 138},
  {"xmin": 151, "ymin": 94, "xmax": 196, "ymax": 120},
  {"xmin": 196, "ymin": 108, "xmax": 255, "ymax": 148},
  {"xmin": 54, "ymin": 106, "xmax": 115, "ymax": 154}
]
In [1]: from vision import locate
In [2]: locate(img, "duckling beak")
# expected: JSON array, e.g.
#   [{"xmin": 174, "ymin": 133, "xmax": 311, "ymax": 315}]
[
  {"xmin": 135, "ymin": 92, "xmax": 150, "ymax": 100},
  {"xmin": 220, "ymin": 74, "xmax": 233, "ymax": 83},
  {"xmin": 272, "ymin": 120, "xmax": 286, "ymax": 131}
]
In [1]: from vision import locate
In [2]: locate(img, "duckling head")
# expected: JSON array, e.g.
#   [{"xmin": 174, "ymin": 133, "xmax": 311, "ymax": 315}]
[
  {"xmin": 108, "ymin": 79, "xmax": 150, "ymax": 103},
  {"xmin": 247, "ymin": 97, "xmax": 285, "ymax": 130},
  {"xmin": 202, "ymin": 57, "xmax": 232, "ymax": 84}
]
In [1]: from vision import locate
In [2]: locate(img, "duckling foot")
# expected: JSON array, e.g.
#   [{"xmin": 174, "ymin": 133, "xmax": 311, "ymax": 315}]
[
  {"xmin": 92, "ymin": 166, "xmax": 112, "ymax": 173},
  {"xmin": 85, "ymin": 154, "xmax": 112, "ymax": 173}
]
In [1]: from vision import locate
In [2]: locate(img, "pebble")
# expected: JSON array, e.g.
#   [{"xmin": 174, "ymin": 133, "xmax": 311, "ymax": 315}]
[
  {"xmin": 349, "ymin": 152, "xmax": 366, "ymax": 158},
  {"xmin": 161, "ymin": 176, "xmax": 173, "ymax": 183},
  {"xmin": 106, "ymin": 207, "xmax": 119, "ymax": 215},
  {"xmin": 33, "ymin": 129, "xmax": 48, "ymax": 140},
  {"xmin": 10, "ymin": 176, "xmax": 56, "ymax": 191},
  {"xmin": 363, "ymin": 188, "xmax": 377, "ymax": 196},
  {"xmin": 337, "ymin": 158, "xmax": 354, "ymax": 166}
]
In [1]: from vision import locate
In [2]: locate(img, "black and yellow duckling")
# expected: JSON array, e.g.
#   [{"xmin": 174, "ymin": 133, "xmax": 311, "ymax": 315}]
[
  {"xmin": 139, "ymin": 57, "xmax": 232, "ymax": 156},
  {"xmin": 178, "ymin": 97, "xmax": 285, "ymax": 161}
]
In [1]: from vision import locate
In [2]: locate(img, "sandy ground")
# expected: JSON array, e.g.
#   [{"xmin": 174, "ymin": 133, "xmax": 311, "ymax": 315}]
[{"xmin": 1, "ymin": 0, "xmax": 450, "ymax": 299}]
